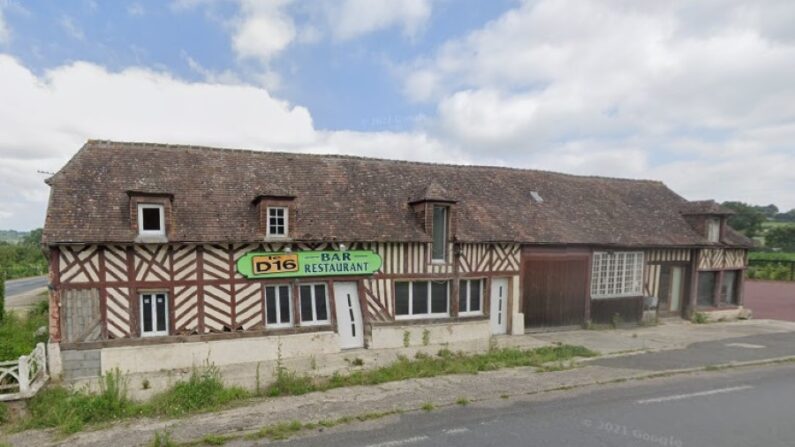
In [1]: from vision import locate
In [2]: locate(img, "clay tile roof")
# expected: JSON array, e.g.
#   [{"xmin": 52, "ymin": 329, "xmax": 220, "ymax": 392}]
[
  {"xmin": 409, "ymin": 181, "xmax": 457, "ymax": 204},
  {"xmin": 680, "ymin": 200, "xmax": 735, "ymax": 215},
  {"xmin": 42, "ymin": 140, "xmax": 751, "ymax": 248}
]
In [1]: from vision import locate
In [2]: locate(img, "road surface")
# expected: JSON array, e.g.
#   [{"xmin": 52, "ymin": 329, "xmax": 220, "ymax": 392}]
[
  {"xmin": 4, "ymin": 275, "xmax": 48, "ymax": 297},
  {"xmin": 744, "ymin": 280, "xmax": 795, "ymax": 321},
  {"xmin": 276, "ymin": 363, "xmax": 795, "ymax": 447}
]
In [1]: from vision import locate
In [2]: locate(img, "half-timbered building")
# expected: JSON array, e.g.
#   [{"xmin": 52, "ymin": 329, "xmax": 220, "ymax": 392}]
[{"xmin": 42, "ymin": 141, "xmax": 752, "ymax": 381}]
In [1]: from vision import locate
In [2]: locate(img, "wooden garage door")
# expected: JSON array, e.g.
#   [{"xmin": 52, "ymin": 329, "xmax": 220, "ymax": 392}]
[{"xmin": 523, "ymin": 257, "xmax": 588, "ymax": 327}]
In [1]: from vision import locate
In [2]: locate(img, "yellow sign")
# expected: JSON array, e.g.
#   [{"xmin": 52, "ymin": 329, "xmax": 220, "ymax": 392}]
[{"xmin": 252, "ymin": 253, "xmax": 299, "ymax": 275}]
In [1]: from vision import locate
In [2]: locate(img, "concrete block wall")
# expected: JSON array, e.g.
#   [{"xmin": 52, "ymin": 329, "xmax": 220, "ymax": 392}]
[{"xmin": 61, "ymin": 349, "xmax": 101, "ymax": 380}]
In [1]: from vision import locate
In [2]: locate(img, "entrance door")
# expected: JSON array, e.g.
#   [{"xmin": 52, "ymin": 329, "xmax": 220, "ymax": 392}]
[
  {"xmin": 523, "ymin": 256, "xmax": 588, "ymax": 327},
  {"xmin": 657, "ymin": 265, "xmax": 685, "ymax": 315},
  {"xmin": 490, "ymin": 278, "xmax": 509, "ymax": 335},
  {"xmin": 333, "ymin": 282, "xmax": 364, "ymax": 349}
]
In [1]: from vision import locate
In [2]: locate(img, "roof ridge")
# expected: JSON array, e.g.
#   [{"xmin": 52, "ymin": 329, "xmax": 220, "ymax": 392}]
[{"xmin": 84, "ymin": 139, "xmax": 665, "ymax": 185}]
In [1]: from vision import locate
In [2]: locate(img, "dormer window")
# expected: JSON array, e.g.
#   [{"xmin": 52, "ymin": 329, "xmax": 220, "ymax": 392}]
[
  {"xmin": 138, "ymin": 204, "xmax": 165, "ymax": 236},
  {"xmin": 267, "ymin": 206, "xmax": 288, "ymax": 237},
  {"xmin": 706, "ymin": 217, "xmax": 720, "ymax": 242},
  {"xmin": 432, "ymin": 205, "xmax": 448, "ymax": 262}
]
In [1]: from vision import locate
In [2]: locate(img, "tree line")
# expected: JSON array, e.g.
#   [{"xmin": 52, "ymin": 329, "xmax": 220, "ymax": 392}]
[
  {"xmin": 722, "ymin": 202, "xmax": 795, "ymax": 251},
  {"xmin": 0, "ymin": 229, "xmax": 48, "ymax": 280}
]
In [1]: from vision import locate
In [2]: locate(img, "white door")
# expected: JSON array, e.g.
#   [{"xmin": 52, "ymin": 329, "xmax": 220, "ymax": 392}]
[
  {"xmin": 490, "ymin": 278, "xmax": 509, "ymax": 335},
  {"xmin": 333, "ymin": 282, "xmax": 364, "ymax": 349}
]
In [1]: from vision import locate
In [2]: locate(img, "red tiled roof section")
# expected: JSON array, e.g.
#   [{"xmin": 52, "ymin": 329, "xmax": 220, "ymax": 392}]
[{"xmin": 42, "ymin": 141, "xmax": 752, "ymax": 247}]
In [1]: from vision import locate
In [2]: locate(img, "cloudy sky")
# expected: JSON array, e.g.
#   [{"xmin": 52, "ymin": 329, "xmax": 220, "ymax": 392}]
[{"xmin": 1, "ymin": 0, "xmax": 794, "ymax": 230}]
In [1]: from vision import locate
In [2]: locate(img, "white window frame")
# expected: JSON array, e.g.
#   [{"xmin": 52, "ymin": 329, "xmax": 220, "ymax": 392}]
[
  {"xmin": 431, "ymin": 206, "xmax": 448, "ymax": 263},
  {"xmin": 298, "ymin": 283, "xmax": 330, "ymax": 326},
  {"xmin": 395, "ymin": 280, "xmax": 450, "ymax": 320},
  {"xmin": 591, "ymin": 251, "xmax": 644, "ymax": 299},
  {"xmin": 706, "ymin": 217, "xmax": 720, "ymax": 242},
  {"xmin": 137, "ymin": 204, "xmax": 165, "ymax": 237},
  {"xmin": 139, "ymin": 292, "xmax": 169, "ymax": 337},
  {"xmin": 458, "ymin": 278, "xmax": 484, "ymax": 316},
  {"xmin": 266, "ymin": 206, "xmax": 288, "ymax": 238},
  {"xmin": 264, "ymin": 284, "xmax": 293, "ymax": 329}
]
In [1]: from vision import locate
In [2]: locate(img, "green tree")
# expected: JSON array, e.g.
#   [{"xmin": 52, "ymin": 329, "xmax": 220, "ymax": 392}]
[
  {"xmin": 721, "ymin": 201, "xmax": 766, "ymax": 237},
  {"xmin": 22, "ymin": 228, "xmax": 43, "ymax": 247},
  {"xmin": 767, "ymin": 226, "xmax": 795, "ymax": 251}
]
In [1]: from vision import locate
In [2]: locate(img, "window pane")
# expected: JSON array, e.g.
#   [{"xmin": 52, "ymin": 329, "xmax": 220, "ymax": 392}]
[
  {"xmin": 395, "ymin": 282, "xmax": 409, "ymax": 315},
  {"xmin": 300, "ymin": 285, "xmax": 313, "ymax": 321},
  {"xmin": 142, "ymin": 208, "xmax": 161, "ymax": 231},
  {"xmin": 432, "ymin": 206, "xmax": 446, "ymax": 260},
  {"xmin": 156, "ymin": 294, "xmax": 167, "ymax": 332},
  {"xmin": 265, "ymin": 287, "xmax": 277, "ymax": 324},
  {"xmin": 279, "ymin": 286, "xmax": 291, "ymax": 323},
  {"xmin": 315, "ymin": 285, "xmax": 328, "ymax": 321},
  {"xmin": 470, "ymin": 280, "xmax": 481, "ymax": 312},
  {"xmin": 142, "ymin": 295, "xmax": 152, "ymax": 333},
  {"xmin": 721, "ymin": 271, "xmax": 738, "ymax": 305},
  {"xmin": 412, "ymin": 282, "xmax": 428, "ymax": 314},
  {"xmin": 431, "ymin": 281, "xmax": 448, "ymax": 313},
  {"xmin": 458, "ymin": 281, "xmax": 468, "ymax": 313},
  {"xmin": 697, "ymin": 272, "xmax": 716, "ymax": 306}
]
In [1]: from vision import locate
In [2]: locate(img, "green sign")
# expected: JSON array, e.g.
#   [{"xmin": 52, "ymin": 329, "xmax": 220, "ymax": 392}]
[{"xmin": 236, "ymin": 250, "xmax": 382, "ymax": 279}]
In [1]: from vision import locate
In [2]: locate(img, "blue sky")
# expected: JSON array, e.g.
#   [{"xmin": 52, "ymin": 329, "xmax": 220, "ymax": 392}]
[{"xmin": 1, "ymin": 0, "xmax": 794, "ymax": 229}]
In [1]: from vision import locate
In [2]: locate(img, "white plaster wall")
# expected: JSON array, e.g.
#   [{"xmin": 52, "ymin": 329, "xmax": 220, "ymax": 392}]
[
  {"xmin": 510, "ymin": 275, "xmax": 524, "ymax": 335},
  {"xmin": 100, "ymin": 331, "xmax": 341, "ymax": 375},
  {"xmin": 369, "ymin": 320, "xmax": 490, "ymax": 350}
]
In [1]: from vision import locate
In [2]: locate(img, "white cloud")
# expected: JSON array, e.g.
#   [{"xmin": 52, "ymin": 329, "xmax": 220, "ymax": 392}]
[
  {"xmin": 324, "ymin": 0, "xmax": 432, "ymax": 41},
  {"xmin": 0, "ymin": 55, "xmax": 451, "ymax": 229},
  {"xmin": 231, "ymin": 0, "xmax": 296, "ymax": 63},
  {"xmin": 404, "ymin": 0, "xmax": 795, "ymax": 209}
]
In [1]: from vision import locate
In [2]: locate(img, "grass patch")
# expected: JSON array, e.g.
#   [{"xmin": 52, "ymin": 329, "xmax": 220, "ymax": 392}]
[
  {"xmin": 146, "ymin": 366, "xmax": 249, "ymax": 417},
  {"xmin": 201, "ymin": 434, "xmax": 231, "ymax": 445},
  {"xmin": 19, "ymin": 366, "xmax": 249, "ymax": 434},
  {"xmin": 456, "ymin": 397, "xmax": 470, "ymax": 406},
  {"xmin": 251, "ymin": 420, "xmax": 303, "ymax": 440},
  {"xmin": 22, "ymin": 369, "xmax": 135, "ymax": 434},
  {"xmin": 692, "ymin": 312, "xmax": 709, "ymax": 324},
  {"xmin": 258, "ymin": 345, "xmax": 598, "ymax": 400},
  {"xmin": 421, "ymin": 402, "xmax": 435, "ymax": 412},
  {"xmin": 749, "ymin": 251, "xmax": 795, "ymax": 262},
  {"xmin": 149, "ymin": 431, "xmax": 176, "ymax": 447},
  {"xmin": 0, "ymin": 300, "xmax": 48, "ymax": 361}
]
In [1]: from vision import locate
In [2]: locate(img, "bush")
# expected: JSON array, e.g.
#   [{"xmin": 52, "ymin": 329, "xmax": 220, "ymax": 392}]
[
  {"xmin": 146, "ymin": 366, "xmax": 249, "ymax": 417},
  {"xmin": 747, "ymin": 263, "xmax": 793, "ymax": 281},
  {"xmin": 0, "ymin": 270, "xmax": 5, "ymax": 322}
]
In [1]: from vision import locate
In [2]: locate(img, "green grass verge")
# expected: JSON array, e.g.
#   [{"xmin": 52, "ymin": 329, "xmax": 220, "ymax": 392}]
[
  {"xmin": 749, "ymin": 251, "xmax": 795, "ymax": 262},
  {"xmin": 14, "ymin": 345, "xmax": 595, "ymax": 435},
  {"xmin": 0, "ymin": 300, "xmax": 49, "ymax": 361},
  {"xmin": 267, "ymin": 345, "xmax": 596, "ymax": 397}
]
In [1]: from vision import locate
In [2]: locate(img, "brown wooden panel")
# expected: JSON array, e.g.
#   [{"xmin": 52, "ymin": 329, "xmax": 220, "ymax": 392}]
[
  {"xmin": 522, "ymin": 256, "xmax": 588, "ymax": 327},
  {"xmin": 590, "ymin": 297, "xmax": 643, "ymax": 324}
]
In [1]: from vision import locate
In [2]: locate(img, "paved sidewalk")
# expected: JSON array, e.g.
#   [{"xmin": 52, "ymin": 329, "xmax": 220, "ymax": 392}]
[{"xmin": 4, "ymin": 319, "xmax": 795, "ymax": 447}]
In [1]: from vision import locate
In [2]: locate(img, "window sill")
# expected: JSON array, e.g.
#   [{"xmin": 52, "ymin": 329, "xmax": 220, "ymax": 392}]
[
  {"xmin": 135, "ymin": 234, "xmax": 168, "ymax": 244},
  {"xmin": 396, "ymin": 313, "xmax": 450, "ymax": 321}
]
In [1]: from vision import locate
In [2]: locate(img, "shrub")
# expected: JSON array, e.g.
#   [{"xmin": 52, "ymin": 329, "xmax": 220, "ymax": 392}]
[
  {"xmin": 0, "ymin": 270, "xmax": 5, "ymax": 322},
  {"xmin": 692, "ymin": 312, "xmax": 708, "ymax": 324}
]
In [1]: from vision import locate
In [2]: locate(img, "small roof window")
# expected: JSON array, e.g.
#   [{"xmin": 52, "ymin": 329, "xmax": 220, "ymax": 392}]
[
  {"xmin": 138, "ymin": 204, "xmax": 165, "ymax": 236},
  {"xmin": 530, "ymin": 191, "xmax": 544, "ymax": 203}
]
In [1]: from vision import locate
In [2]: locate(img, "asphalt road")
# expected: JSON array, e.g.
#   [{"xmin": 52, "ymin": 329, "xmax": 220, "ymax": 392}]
[
  {"xmin": 275, "ymin": 363, "xmax": 795, "ymax": 447},
  {"xmin": 745, "ymin": 280, "xmax": 795, "ymax": 321},
  {"xmin": 3, "ymin": 275, "xmax": 48, "ymax": 297}
]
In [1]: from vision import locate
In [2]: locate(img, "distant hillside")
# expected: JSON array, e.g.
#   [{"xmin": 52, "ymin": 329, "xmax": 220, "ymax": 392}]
[{"xmin": 0, "ymin": 230, "xmax": 29, "ymax": 244}]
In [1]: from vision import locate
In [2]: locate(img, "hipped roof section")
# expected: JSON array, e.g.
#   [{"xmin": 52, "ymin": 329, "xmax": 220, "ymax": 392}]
[{"xmin": 42, "ymin": 140, "xmax": 752, "ymax": 248}]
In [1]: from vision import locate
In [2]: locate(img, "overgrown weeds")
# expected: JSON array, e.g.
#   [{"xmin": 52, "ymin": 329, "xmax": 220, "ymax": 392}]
[
  {"xmin": 0, "ymin": 299, "xmax": 48, "ymax": 361},
  {"xmin": 146, "ymin": 366, "xmax": 249, "ymax": 417},
  {"xmin": 692, "ymin": 312, "xmax": 709, "ymax": 324}
]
